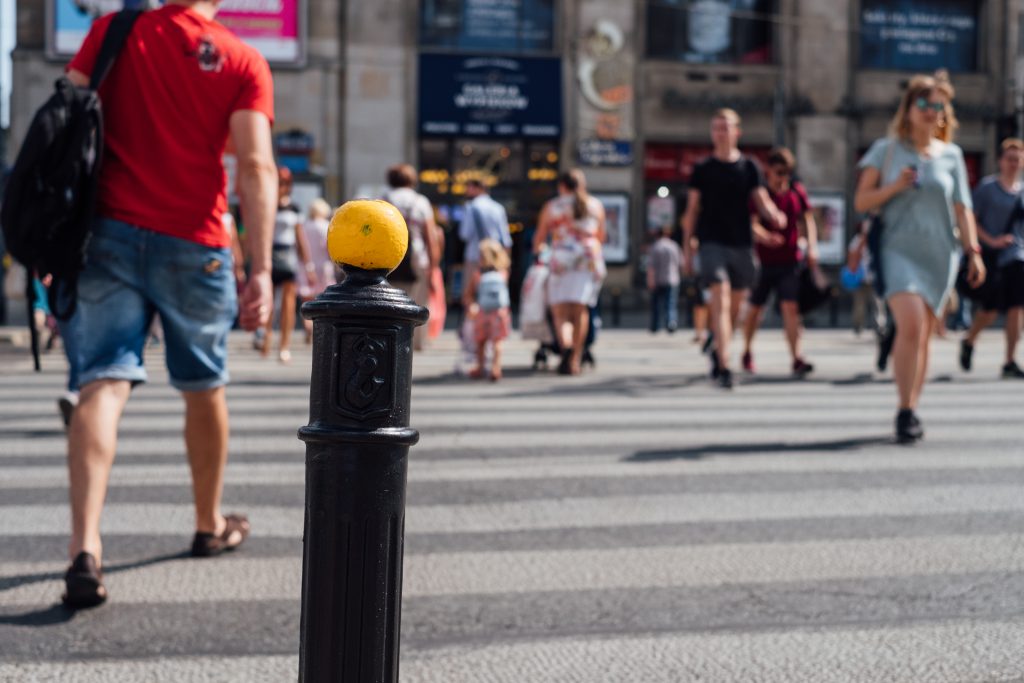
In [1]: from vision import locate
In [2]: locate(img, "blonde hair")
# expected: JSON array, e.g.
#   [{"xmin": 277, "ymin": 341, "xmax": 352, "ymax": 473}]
[
  {"xmin": 1001, "ymin": 138, "xmax": 1024, "ymax": 155},
  {"xmin": 712, "ymin": 108, "xmax": 741, "ymax": 126},
  {"xmin": 889, "ymin": 71, "xmax": 958, "ymax": 143},
  {"xmin": 478, "ymin": 238, "xmax": 510, "ymax": 272},
  {"xmin": 309, "ymin": 198, "xmax": 332, "ymax": 220}
]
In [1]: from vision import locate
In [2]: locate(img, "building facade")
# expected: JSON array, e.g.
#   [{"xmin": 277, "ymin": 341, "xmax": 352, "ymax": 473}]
[{"xmin": 8, "ymin": 0, "xmax": 1024, "ymax": 295}]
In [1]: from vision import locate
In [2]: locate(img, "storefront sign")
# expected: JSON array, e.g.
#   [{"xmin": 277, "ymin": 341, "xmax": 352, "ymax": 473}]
[
  {"xmin": 419, "ymin": 54, "xmax": 562, "ymax": 139},
  {"xmin": 646, "ymin": 0, "xmax": 773, "ymax": 65},
  {"xmin": 275, "ymin": 129, "xmax": 315, "ymax": 174},
  {"xmin": 420, "ymin": 0, "xmax": 555, "ymax": 53},
  {"xmin": 575, "ymin": 5, "xmax": 635, "ymax": 167},
  {"xmin": 48, "ymin": 0, "xmax": 305, "ymax": 64},
  {"xmin": 859, "ymin": 0, "xmax": 978, "ymax": 73}
]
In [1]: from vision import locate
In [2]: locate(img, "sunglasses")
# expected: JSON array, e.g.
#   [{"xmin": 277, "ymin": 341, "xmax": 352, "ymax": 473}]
[{"xmin": 915, "ymin": 97, "xmax": 945, "ymax": 113}]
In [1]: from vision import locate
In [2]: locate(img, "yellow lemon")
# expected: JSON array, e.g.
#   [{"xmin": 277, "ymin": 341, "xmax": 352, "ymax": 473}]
[{"xmin": 326, "ymin": 199, "xmax": 409, "ymax": 271}]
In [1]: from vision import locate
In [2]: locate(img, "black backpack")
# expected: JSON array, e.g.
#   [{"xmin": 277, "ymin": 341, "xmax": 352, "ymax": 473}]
[{"xmin": 0, "ymin": 9, "xmax": 140, "ymax": 327}]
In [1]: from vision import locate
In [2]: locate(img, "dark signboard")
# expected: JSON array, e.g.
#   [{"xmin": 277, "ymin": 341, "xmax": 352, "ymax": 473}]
[
  {"xmin": 860, "ymin": 0, "xmax": 978, "ymax": 73},
  {"xmin": 419, "ymin": 54, "xmax": 562, "ymax": 139},
  {"xmin": 646, "ymin": 0, "xmax": 774, "ymax": 65},
  {"xmin": 420, "ymin": 0, "xmax": 555, "ymax": 53}
]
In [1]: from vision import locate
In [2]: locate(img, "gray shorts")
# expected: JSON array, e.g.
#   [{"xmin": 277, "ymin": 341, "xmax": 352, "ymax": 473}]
[{"xmin": 699, "ymin": 242, "xmax": 758, "ymax": 290}]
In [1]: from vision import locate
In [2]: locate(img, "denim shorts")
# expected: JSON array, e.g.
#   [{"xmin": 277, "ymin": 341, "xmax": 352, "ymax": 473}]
[{"xmin": 76, "ymin": 218, "xmax": 238, "ymax": 391}]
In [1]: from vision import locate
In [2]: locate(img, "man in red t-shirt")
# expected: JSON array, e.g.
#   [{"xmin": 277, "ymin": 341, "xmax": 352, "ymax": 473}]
[
  {"xmin": 60, "ymin": 0, "xmax": 277, "ymax": 608},
  {"xmin": 741, "ymin": 147, "xmax": 820, "ymax": 377}
]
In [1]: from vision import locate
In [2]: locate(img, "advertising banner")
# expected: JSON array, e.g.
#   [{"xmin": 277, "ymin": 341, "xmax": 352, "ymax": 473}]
[
  {"xmin": 576, "ymin": 1, "xmax": 635, "ymax": 167},
  {"xmin": 420, "ymin": 0, "xmax": 555, "ymax": 53},
  {"xmin": 49, "ymin": 0, "xmax": 304, "ymax": 64},
  {"xmin": 859, "ymin": 0, "xmax": 978, "ymax": 73},
  {"xmin": 646, "ymin": 0, "xmax": 773, "ymax": 65},
  {"xmin": 418, "ymin": 53, "xmax": 562, "ymax": 139}
]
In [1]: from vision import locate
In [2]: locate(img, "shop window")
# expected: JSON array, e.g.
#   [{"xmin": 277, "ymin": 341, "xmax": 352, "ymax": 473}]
[
  {"xmin": 646, "ymin": 0, "xmax": 774, "ymax": 65},
  {"xmin": 859, "ymin": 0, "xmax": 980, "ymax": 73},
  {"xmin": 420, "ymin": 0, "xmax": 556, "ymax": 53}
]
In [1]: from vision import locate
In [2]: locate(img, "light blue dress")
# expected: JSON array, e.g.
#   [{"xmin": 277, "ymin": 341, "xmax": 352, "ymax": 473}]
[{"xmin": 859, "ymin": 137, "xmax": 971, "ymax": 316}]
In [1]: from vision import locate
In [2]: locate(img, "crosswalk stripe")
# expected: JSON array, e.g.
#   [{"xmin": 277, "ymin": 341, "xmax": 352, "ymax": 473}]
[{"xmin": 4, "ymin": 533, "xmax": 1024, "ymax": 606}]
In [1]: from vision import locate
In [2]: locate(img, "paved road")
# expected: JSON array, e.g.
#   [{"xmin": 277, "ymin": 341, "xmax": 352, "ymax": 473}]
[{"xmin": 2, "ymin": 328, "xmax": 1024, "ymax": 682}]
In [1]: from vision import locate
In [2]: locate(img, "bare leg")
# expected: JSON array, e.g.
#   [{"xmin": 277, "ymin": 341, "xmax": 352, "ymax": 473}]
[
  {"xmin": 570, "ymin": 304, "xmax": 589, "ymax": 373},
  {"xmin": 260, "ymin": 285, "xmax": 277, "ymax": 357},
  {"xmin": 278, "ymin": 280, "xmax": 297, "ymax": 361},
  {"xmin": 780, "ymin": 301, "xmax": 802, "ymax": 362},
  {"xmin": 964, "ymin": 309, "xmax": 998, "ymax": 346},
  {"xmin": 1005, "ymin": 307, "xmax": 1023, "ymax": 365},
  {"xmin": 709, "ymin": 282, "xmax": 732, "ymax": 369},
  {"xmin": 693, "ymin": 304, "xmax": 709, "ymax": 342},
  {"xmin": 473, "ymin": 338, "xmax": 486, "ymax": 376},
  {"xmin": 551, "ymin": 303, "xmax": 572, "ymax": 351},
  {"xmin": 183, "ymin": 387, "xmax": 230, "ymax": 536},
  {"xmin": 742, "ymin": 305, "xmax": 763, "ymax": 357},
  {"xmin": 67, "ymin": 379, "xmax": 133, "ymax": 563},
  {"xmin": 909, "ymin": 314, "xmax": 935, "ymax": 408},
  {"xmin": 491, "ymin": 340, "xmax": 503, "ymax": 380},
  {"xmin": 889, "ymin": 293, "xmax": 929, "ymax": 409}
]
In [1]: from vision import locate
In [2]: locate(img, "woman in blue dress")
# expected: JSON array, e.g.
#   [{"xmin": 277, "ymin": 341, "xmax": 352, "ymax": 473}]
[{"xmin": 855, "ymin": 72, "xmax": 986, "ymax": 443}]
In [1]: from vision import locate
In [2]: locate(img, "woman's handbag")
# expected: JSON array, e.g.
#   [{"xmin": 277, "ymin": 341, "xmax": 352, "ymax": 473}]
[{"xmin": 866, "ymin": 139, "xmax": 897, "ymax": 297}]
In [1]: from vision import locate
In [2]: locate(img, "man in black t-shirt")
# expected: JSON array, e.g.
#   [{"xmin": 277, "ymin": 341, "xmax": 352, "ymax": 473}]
[{"xmin": 682, "ymin": 109, "xmax": 786, "ymax": 389}]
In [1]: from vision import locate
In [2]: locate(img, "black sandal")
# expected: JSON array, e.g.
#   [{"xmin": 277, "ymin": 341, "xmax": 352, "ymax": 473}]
[
  {"xmin": 191, "ymin": 513, "xmax": 251, "ymax": 558},
  {"xmin": 62, "ymin": 551, "xmax": 107, "ymax": 609},
  {"xmin": 557, "ymin": 350, "xmax": 573, "ymax": 375}
]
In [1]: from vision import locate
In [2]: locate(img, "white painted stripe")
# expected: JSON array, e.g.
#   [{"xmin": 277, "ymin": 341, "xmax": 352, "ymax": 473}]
[
  {"xmin": 0, "ymin": 655, "xmax": 296, "ymax": 683},
  {"xmin": 3, "ymin": 449, "xmax": 1024, "ymax": 489},
  {"xmin": 4, "ymin": 619, "xmax": 1023, "ymax": 682},
  {"xmin": 3, "ymin": 533, "xmax": 1024, "ymax": 605},
  {"xmin": 4, "ymin": 484, "xmax": 1024, "ymax": 537},
  {"xmin": 399, "ymin": 619, "xmax": 1024, "ymax": 683}
]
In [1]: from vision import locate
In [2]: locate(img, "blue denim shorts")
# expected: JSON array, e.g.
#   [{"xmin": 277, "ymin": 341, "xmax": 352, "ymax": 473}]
[{"xmin": 76, "ymin": 218, "xmax": 238, "ymax": 391}]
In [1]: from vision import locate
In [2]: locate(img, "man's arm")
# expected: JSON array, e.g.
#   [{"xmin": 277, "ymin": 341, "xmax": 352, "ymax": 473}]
[
  {"xmin": 67, "ymin": 69, "xmax": 88, "ymax": 87},
  {"xmin": 681, "ymin": 188, "xmax": 700, "ymax": 274},
  {"xmin": 230, "ymin": 109, "xmax": 277, "ymax": 331},
  {"xmin": 751, "ymin": 187, "xmax": 786, "ymax": 228},
  {"xmin": 801, "ymin": 210, "xmax": 819, "ymax": 267}
]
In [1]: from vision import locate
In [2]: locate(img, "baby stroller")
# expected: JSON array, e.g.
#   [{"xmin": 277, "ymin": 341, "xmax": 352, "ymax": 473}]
[{"xmin": 520, "ymin": 249, "xmax": 598, "ymax": 371}]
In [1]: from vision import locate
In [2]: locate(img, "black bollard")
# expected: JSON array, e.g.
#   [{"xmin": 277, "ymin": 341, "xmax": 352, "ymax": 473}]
[{"xmin": 297, "ymin": 265, "xmax": 428, "ymax": 682}]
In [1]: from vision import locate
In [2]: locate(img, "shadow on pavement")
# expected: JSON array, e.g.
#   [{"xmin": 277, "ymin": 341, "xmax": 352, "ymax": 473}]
[
  {"xmin": 627, "ymin": 435, "xmax": 893, "ymax": 461},
  {"xmin": 0, "ymin": 550, "xmax": 190, "ymax": 627}
]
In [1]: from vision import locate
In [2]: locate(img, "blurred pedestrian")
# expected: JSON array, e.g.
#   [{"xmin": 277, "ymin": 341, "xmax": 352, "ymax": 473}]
[
  {"xmin": 958, "ymin": 138, "xmax": 1024, "ymax": 378},
  {"xmin": 647, "ymin": 226, "xmax": 682, "ymax": 333},
  {"xmin": 532, "ymin": 169, "xmax": 606, "ymax": 375},
  {"xmin": 297, "ymin": 198, "xmax": 336, "ymax": 343},
  {"xmin": 681, "ymin": 109, "xmax": 787, "ymax": 389},
  {"xmin": 262, "ymin": 166, "xmax": 314, "ymax": 364},
  {"xmin": 741, "ymin": 147, "xmax": 819, "ymax": 377},
  {"xmin": 466, "ymin": 239, "xmax": 511, "ymax": 381},
  {"xmin": 385, "ymin": 164, "xmax": 438, "ymax": 351},
  {"xmin": 459, "ymin": 178, "xmax": 511, "ymax": 308},
  {"xmin": 854, "ymin": 71, "xmax": 985, "ymax": 443},
  {"xmin": 62, "ymin": 0, "xmax": 275, "ymax": 607}
]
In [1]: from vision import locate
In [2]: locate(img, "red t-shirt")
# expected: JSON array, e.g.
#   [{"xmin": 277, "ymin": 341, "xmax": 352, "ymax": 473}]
[
  {"xmin": 752, "ymin": 181, "xmax": 810, "ymax": 266},
  {"xmin": 69, "ymin": 6, "xmax": 274, "ymax": 247}
]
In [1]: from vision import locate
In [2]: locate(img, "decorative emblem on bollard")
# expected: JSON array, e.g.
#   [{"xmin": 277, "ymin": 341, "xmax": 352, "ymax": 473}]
[{"xmin": 297, "ymin": 199, "xmax": 428, "ymax": 683}]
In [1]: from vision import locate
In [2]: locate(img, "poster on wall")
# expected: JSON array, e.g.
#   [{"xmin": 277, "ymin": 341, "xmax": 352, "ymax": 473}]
[
  {"xmin": 419, "ymin": 53, "xmax": 562, "ymax": 139},
  {"xmin": 593, "ymin": 192, "xmax": 630, "ymax": 265},
  {"xmin": 420, "ymin": 0, "xmax": 555, "ymax": 53},
  {"xmin": 48, "ymin": 0, "xmax": 305, "ymax": 64},
  {"xmin": 646, "ymin": 0, "xmax": 774, "ymax": 65},
  {"xmin": 807, "ymin": 193, "xmax": 845, "ymax": 266},
  {"xmin": 859, "ymin": 0, "xmax": 978, "ymax": 73},
  {"xmin": 576, "ymin": 2, "xmax": 634, "ymax": 167}
]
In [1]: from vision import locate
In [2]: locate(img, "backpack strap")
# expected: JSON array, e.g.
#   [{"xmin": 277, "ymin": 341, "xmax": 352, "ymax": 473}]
[{"xmin": 89, "ymin": 9, "xmax": 143, "ymax": 91}]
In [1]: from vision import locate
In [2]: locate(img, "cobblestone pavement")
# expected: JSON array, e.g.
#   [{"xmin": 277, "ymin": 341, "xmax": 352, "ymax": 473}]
[{"xmin": 2, "ymin": 327, "xmax": 1023, "ymax": 682}]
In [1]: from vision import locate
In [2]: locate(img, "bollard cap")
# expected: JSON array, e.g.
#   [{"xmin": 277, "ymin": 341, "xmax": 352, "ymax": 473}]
[{"xmin": 326, "ymin": 199, "xmax": 409, "ymax": 272}]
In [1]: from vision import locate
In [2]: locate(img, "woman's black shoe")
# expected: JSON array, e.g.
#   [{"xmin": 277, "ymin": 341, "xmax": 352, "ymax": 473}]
[
  {"xmin": 895, "ymin": 409, "xmax": 924, "ymax": 444},
  {"xmin": 62, "ymin": 551, "xmax": 107, "ymax": 609},
  {"xmin": 581, "ymin": 349, "xmax": 595, "ymax": 369},
  {"xmin": 557, "ymin": 350, "xmax": 573, "ymax": 375}
]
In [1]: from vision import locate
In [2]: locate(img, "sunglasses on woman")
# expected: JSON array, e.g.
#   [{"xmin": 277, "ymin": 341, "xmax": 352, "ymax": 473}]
[{"xmin": 915, "ymin": 97, "xmax": 945, "ymax": 113}]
